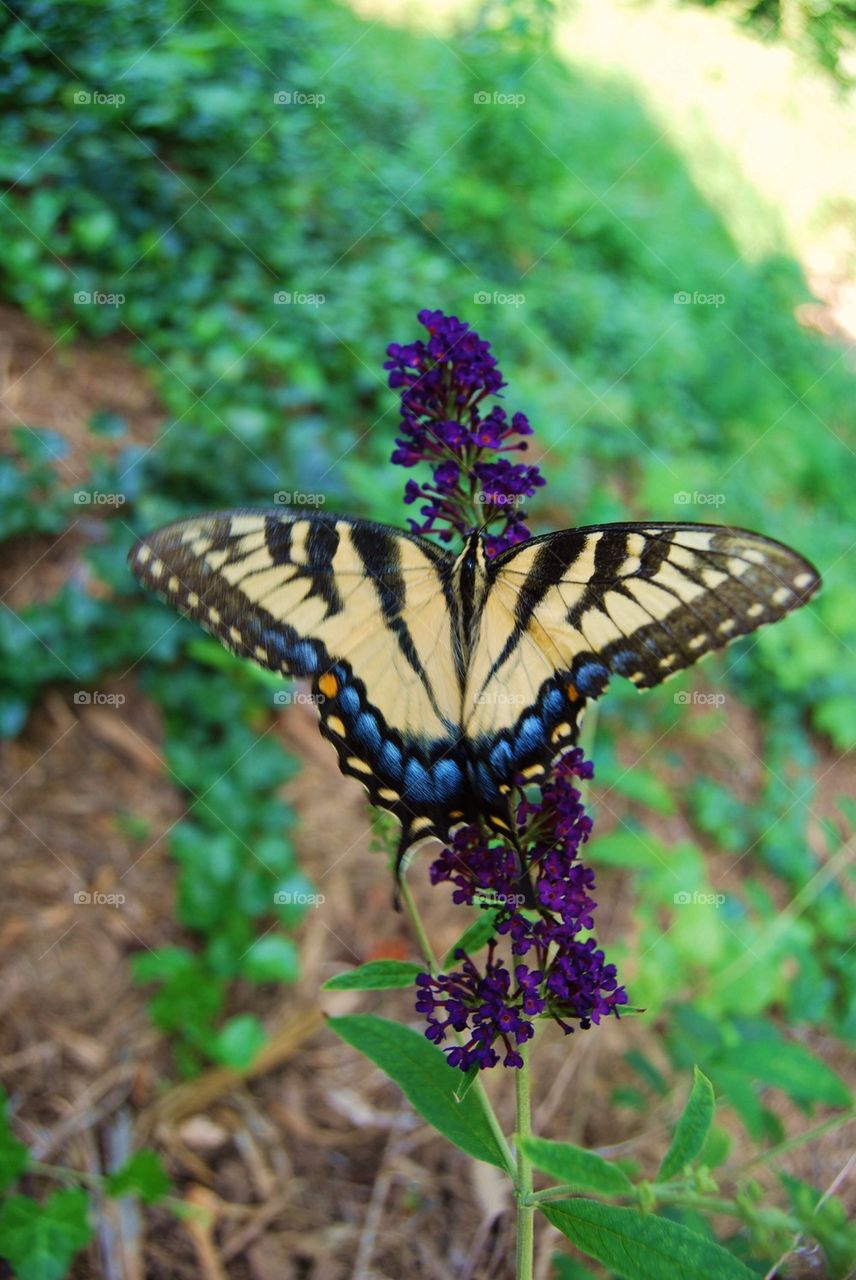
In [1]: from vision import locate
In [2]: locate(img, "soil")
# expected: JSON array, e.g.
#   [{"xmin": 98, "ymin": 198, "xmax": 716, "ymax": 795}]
[{"xmin": 0, "ymin": 305, "xmax": 852, "ymax": 1279}]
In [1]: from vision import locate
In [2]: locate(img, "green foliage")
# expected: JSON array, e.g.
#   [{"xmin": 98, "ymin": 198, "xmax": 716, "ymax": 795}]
[
  {"xmin": 0, "ymin": 2, "xmax": 854, "ymax": 1270},
  {"xmin": 104, "ymin": 1150, "xmax": 171, "ymax": 1204},
  {"xmin": 0, "ymin": 1092, "xmax": 171, "ymax": 1280},
  {"xmin": 0, "ymin": 1190, "xmax": 92, "ymax": 1280},
  {"xmin": 692, "ymin": 0, "xmax": 856, "ymax": 84}
]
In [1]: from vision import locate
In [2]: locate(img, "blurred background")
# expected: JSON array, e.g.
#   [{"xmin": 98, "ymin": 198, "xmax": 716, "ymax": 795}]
[{"xmin": 0, "ymin": 0, "xmax": 854, "ymax": 1276}]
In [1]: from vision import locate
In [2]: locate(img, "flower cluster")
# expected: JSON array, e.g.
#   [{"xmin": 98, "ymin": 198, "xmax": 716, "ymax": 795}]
[
  {"xmin": 417, "ymin": 749, "xmax": 626, "ymax": 1070},
  {"xmin": 387, "ymin": 311, "xmax": 625, "ymax": 1069},
  {"xmin": 385, "ymin": 309, "xmax": 545, "ymax": 556}
]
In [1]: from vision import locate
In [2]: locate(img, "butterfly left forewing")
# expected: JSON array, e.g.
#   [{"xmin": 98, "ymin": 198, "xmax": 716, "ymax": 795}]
[{"xmin": 130, "ymin": 509, "xmax": 472, "ymax": 855}]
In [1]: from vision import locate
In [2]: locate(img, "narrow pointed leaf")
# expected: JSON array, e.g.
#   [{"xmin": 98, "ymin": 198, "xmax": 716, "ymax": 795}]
[
  {"xmin": 658, "ymin": 1067, "xmax": 715, "ymax": 1180},
  {"xmin": 328, "ymin": 1014, "xmax": 510, "ymax": 1171},
  {"xmin": 542, "ymin": 1199, "xmax": 757, "ymax": 1280},
  {"xmin": 521, "ymin": 1137, "xmax": 632, "ymax": 1195},
  {"xmin": 323, "ymin": 961, "xmax": 423, "ymax": 990}
]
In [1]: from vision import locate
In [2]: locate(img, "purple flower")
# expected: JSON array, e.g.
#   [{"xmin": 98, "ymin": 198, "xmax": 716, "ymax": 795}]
[
  {"xmin": 386, "ymin": 312, "xmax": 626, "ymax": 1069},
  {"xmin": 386, "ymin": 310, "xmax": 545, "ymax": 556},
  {"xmin": 417, "ymin": 749, "xmax": 627, "ymax": 1070}
]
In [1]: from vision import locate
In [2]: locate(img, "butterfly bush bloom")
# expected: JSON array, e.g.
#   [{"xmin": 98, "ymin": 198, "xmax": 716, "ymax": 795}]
[
  {"xmin": 389, "ymin": 310, "xmax": 627, "ymax": 1070},
  {"xmin": 385, "ymin": 308, "xmax": 545, "ymax": 556},
  {"xmin": 418, "ymin": 750, "xmax": 627, "ymax": 1071}
]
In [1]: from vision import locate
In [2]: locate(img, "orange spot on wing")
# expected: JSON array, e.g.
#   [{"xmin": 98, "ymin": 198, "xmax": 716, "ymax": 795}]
[
  {"xmin": 318, "ymin": 673, "xmax": 339, "ymax": 698},
  {"xmin": 566, "ymin": 684, "xmax": 579, "ymax": 702}
]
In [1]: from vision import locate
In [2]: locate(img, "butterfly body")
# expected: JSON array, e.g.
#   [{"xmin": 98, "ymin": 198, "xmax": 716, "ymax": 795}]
[{"xmin": 129, "ymin": 508, "xmax": 819, "ymax": 866}]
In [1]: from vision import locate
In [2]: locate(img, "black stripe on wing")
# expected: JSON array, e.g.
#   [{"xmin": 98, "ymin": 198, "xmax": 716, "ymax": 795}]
[{"xmin": 494, "ymin": 521, "xmax": 820, "ymax": 692}]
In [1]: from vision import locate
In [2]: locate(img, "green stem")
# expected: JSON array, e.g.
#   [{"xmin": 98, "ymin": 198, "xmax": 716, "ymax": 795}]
[
  {"xmin": 400, "ymin": 871, "xmax": 516, "ymax": 1176},
  {"xmin": 399, "ymin": 876, "xmax": 439, "ymax": 971},
  {"xmin": 515, "ymin": 1039, "xmax": 535, "ymax": 1280}
]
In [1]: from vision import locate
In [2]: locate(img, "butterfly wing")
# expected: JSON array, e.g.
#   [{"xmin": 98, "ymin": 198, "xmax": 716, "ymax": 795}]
[
  {"xmin": 129, "ymin": 509, "xmax": 472, "ymax": 850},
  {"xmin": 463, "ymin": 522, "xmax": 820, "ymax": 818}
]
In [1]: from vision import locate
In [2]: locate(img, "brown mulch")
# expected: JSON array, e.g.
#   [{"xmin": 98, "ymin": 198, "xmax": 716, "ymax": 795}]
[{"xmin": 0, "ymin": 305, "xmax": 853, "ymax": 1279}]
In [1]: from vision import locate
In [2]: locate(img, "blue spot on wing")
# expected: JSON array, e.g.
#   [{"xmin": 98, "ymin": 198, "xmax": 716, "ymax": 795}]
[
  {"xmin": 575, "ymin": 660, "xmax": 610, "ymax": 696},
  {"xmin": 515, "ymin": 715, "xmax": 545, "ymax": 755},
  {"xmin": 608, "ymin": 649, "xmax": 638, "ymax": 677},
  {"xmin": 474, "ymin": 761, "xmax": 501, "ymax": 805},
  {"xmin": 339, "ymin": 686, "xmax": 360, "ymax": 717},
  {"xmin": 489, "ymin": 739, "xmax": 513, "ymax": 774},
  {"xmin": 353, "ymin": 712, "xmax": 381, "ymax": 752},
  {"xmin": 432, "ymin": 759, "xmax": 462, "ymax": 802},
  {"xmin": 380, "ymin": 741, "xmax": 403, "ymax": 780},
  {"xmin": 541, "ymin": 687, "xmax": 564, "ymax": 717},
  {"xmin": 403, "ymin": 759, "xmax": 432, "ymax": 803},
  {"xmin": 291, "ymin": 641, "xmax": 318, "ymax": 673}
]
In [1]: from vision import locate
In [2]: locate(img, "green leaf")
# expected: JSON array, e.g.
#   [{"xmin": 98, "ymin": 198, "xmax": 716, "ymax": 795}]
[
  {"xmin": 0, "ymin": 1090, "xmax": 29, "ymax": 1192},
  {"xmin": 716, "ymin": 1040, "xmax": 851, "ymax": 1108},
  {"xmin": 443, "ymin": 912, "xmax": 499, "ymax": 966},
  {"xmin": 0, "ymin": 1188, "xmax": 92, "ymax": 1280},
  {"xmin": 105, "ymin": 1149, "xmax": 171, "ymax": 1204},
  {"xmin": 658, "ymin": 1067, "xmax": 716, "ymax": 1180},
  {"xmin": 239, "ymin": 934, "xmax": 300, "ymax": 984},
  {"xmin": 541, "ymin": 1199, "xmax": 757, "ymax": 1280},
  {"xmin": 323, "ymin": 960, "xmax": 424, "ymax": 990},
  {"xmin": 522, "ymin": 1137, "xmax": 632, "ymax": 1196},
  {"xmin": 327, "ymin": 1015, "xmax": 510, "ymax": 1171},
  {"xmin": 211, "ymin": 1014, "xmax": 266, "ymax": 1069}
]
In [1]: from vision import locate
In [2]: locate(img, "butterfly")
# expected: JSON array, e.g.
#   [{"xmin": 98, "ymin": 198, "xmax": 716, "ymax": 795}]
[{"xmin": 129, "ymin": 510, "xmax": 819, "ymax": 870}]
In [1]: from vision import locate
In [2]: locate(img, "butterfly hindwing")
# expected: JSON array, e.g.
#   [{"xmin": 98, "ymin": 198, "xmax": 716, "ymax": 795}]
[{"xmin": 129, "ymin": 509, "xmax": 474, "ymax": 848}]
